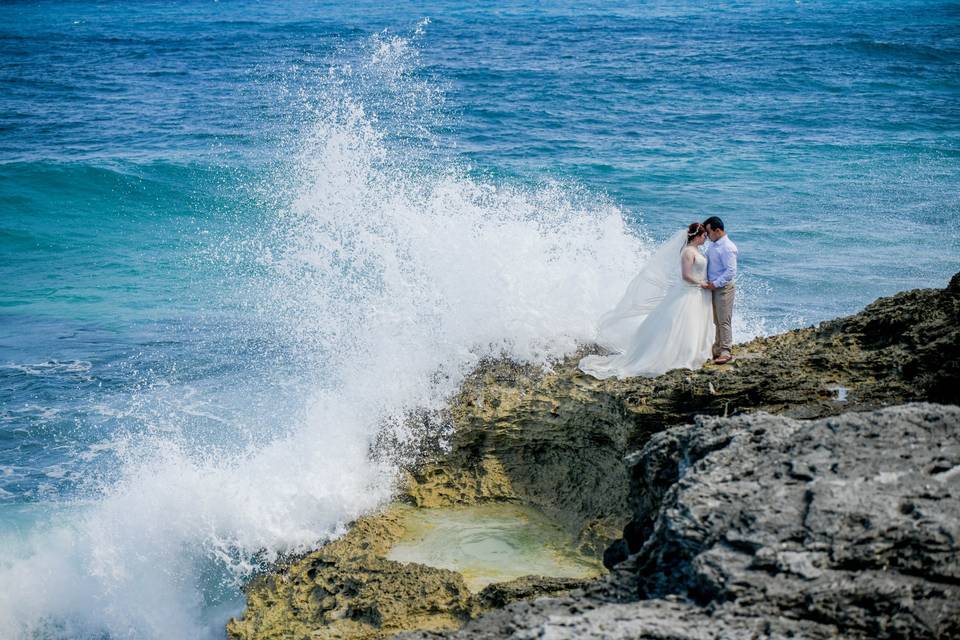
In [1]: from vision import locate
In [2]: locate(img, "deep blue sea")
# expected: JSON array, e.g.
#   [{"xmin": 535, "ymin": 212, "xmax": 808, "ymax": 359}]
[{"xmin": 1, "ymin": 1, "xmax": 958, "ymax": 637}]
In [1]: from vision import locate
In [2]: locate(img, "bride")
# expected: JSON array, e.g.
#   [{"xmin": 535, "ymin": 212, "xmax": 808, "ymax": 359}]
[{"xmin": 579, "ymin": 222, "xmax": 715, "ymax": 379}]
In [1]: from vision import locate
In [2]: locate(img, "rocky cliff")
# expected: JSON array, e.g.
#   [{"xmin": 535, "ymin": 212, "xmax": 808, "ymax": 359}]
[
  {"xmin": 228, "ymin": 274, "xmax": 960, "ymax": 639},
  {"xmin": 405, "ymin": 272, "xmax": 960, "ymax": 553},
  {"xmin": 401, "ymin": 404, "xmax": 960, "ymax": 639}
]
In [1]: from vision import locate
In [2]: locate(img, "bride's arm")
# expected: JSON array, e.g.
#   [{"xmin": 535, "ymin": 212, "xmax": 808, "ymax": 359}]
[{"xmin": 680, "ymin": 248, "xmax": 702, "ymax": 285}]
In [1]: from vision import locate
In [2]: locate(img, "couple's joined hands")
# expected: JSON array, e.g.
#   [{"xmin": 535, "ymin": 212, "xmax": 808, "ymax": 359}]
[{"xmin": 701, "ymin": 282, "xmax": 716, "ymax": 290}]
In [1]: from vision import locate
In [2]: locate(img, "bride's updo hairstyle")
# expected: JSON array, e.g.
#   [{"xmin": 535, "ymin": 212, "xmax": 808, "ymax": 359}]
[{"xmin": 687, "ymin": 222, "xmax": 706, "ymax": 243}]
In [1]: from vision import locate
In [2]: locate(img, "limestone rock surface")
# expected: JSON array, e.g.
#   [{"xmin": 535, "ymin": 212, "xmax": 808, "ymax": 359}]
[
  {"xmin": 230, "ymin": 276, "xmax": 960, "ymax": 639},
  {"xmin": 226, "ymin": 511, "xmax": 479, "ymax": 640},
  {"xmin": 400, "ymin": 404, "xmax": 960, "ymax": 639},
  {"xmin": 403, "ymin": 275, "xmax": 960, "ymax": 554}
]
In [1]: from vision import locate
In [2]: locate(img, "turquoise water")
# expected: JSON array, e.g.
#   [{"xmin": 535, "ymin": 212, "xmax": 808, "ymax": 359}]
[{"xmin": 1, "ymin": 2, "xmax": 958, "ymax": 638}]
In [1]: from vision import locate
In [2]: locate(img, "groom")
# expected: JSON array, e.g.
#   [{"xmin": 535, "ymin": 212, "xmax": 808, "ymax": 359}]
[{"xmin": 701, "ymin": 216, "xmax": 738, "ymax": 364}]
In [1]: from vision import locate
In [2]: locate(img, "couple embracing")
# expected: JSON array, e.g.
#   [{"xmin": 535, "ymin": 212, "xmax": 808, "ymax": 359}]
[{"xmin": 579, "ymin": 217, "xmax": 738, "ymax": 380}]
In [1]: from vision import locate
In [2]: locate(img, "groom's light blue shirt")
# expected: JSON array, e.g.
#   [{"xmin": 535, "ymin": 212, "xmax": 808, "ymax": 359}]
[{"xmin": 706, "ymin": 235, "xmax": 738, "ymax": 288}]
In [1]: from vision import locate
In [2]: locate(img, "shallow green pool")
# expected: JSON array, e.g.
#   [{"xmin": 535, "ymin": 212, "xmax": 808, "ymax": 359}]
[{"xmin": 387, "ymin": 502, "xmax": 604, "ymax": 591}]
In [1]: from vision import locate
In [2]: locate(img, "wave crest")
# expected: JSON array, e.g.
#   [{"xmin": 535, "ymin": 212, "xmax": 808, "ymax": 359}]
[{"xmin": 1, "ymin": 26, "xmax": 653, "ymax": 639}]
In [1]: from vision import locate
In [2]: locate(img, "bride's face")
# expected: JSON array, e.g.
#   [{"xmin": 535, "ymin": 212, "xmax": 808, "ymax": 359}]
[{"xmin": 691, "ymin": 233, "xmax": 706, "ymax": 247}]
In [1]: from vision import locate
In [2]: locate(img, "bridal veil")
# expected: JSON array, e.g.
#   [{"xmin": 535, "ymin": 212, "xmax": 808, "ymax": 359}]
[{"xmin": 593, "ymin": 229, "xmax": 687, "ymax": 352}]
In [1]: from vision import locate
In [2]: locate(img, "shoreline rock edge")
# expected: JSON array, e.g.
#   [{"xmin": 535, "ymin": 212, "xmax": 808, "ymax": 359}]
[
  {"xmin": 401, "ymin": 403, "xmax": 960, "ymax": 639},
  {"xmin": 228, "ymin": 275, "xmax": 960, "ymax": 639}
]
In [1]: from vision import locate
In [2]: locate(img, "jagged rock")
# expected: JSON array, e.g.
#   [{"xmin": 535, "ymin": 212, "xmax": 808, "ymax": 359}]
[
  {"xmin": 230, "ymin": 275, "xmax": 960, "ymax": 639},
  {"xmin": 629, "ymin": 403, "xmax": 960, "ymax": 638},
  {"xmin": 404, "ymin": 275, "xmax": 960, "ymax": 554},
  {"xmin": 475, "ymin": 576, "xmax": 591, "ymax": 609},
  {"xmin": 227, "ymin": 511, "xmax": 475, "ymax": 640},
  {"xmin": 399, "ymin": 596, "xmax": 844, "ymax": 639},
  {"xmin": 227, "ymin": 507, "xmax": 596, "ymax": 640},
  {"xmin": 399, "ymin": 404, "xmax": 960, "ymax": 639}
]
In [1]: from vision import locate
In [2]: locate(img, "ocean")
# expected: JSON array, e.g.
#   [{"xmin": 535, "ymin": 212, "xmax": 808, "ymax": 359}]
[{"xmin": 1, "ymin": 1, "xmax": 957, "ymax": 637}]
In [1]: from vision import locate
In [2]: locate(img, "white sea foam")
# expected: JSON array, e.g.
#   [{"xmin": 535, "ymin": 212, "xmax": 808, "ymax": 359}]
[
  {"xmin": 0, "ymin": 27, "xmax": 768, "ymax": 640},
  {"xmin": 0, "ymin": 360, "xmax": 93, "ymax": 378}
]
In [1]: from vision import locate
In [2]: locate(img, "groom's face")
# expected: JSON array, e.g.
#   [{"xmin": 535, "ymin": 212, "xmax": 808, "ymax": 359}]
[{"xmin": 706, "ymin": 225, "xmax": 720, "ymax": 242}]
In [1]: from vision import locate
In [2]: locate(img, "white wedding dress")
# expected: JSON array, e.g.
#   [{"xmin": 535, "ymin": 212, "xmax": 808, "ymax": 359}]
[{"xmin": 579, "ymin": 231, "xmax": 715, "ymax": 379}]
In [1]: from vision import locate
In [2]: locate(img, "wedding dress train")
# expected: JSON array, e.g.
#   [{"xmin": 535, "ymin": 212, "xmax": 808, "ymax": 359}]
[{"xmin": 579, "ymin": 232, "xmax": 715, "ymax": 379}]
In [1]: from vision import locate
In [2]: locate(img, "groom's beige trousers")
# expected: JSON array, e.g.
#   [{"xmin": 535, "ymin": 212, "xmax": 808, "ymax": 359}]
[{"xmin": 711, "ymin": 282, "xmax": 735, "ymax": 358}]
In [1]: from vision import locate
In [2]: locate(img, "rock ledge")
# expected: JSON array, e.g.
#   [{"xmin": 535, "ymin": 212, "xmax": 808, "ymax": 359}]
[
  {"xmin": 400, "ymin": 403, "xmax": 960, "ymax": 639},
  {"xmin": 229, "ymin": 276, "xmax": 960, "ymax": 639}
]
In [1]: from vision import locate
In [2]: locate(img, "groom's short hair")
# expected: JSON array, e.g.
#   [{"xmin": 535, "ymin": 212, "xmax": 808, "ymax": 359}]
[{"xmin": 703, "ymin": 216, "xmax": 724, "ymax": 231}]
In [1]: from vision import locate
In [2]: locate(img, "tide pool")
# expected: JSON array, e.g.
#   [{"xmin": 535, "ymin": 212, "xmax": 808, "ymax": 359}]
[{"xmin": 387, "ymin": 503, "xmax": 602, "ymax": 591}]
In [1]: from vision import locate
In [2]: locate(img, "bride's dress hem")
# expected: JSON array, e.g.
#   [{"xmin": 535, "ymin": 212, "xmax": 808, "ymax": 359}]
[
  {"xmin": 579, "ymin": 248, "xmax": 715, "ymax": 380},
  {"xmin": 578, "ymin": 354, "xmax": 712, "ymax": 381}
]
